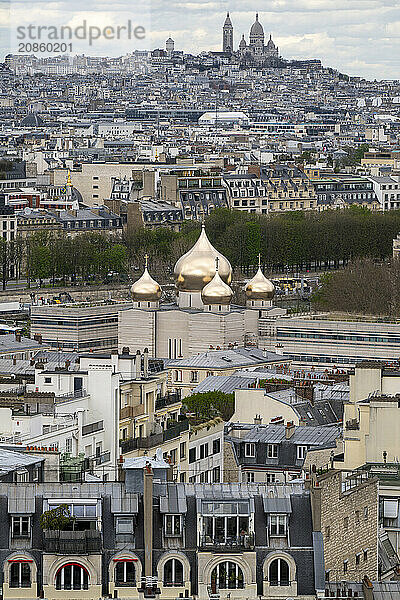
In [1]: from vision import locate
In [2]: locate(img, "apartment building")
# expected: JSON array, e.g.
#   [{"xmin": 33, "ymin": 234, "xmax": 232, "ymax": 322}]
[
  {"xmin": 0, "ymin": 454, "xmax": 324, "ymax": 600},
  {"xmin": 224, "ymin": 165, "xmax": 316, "ymax": 214}
]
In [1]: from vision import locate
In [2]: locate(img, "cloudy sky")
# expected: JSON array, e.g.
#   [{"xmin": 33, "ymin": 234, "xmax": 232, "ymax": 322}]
[{"xmin": 2, "ymin": 0, "xmax": 400, "ymax": 80}]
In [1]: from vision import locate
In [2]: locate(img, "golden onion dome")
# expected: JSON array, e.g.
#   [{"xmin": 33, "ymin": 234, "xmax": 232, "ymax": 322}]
[
  {"xmin": 245, "ymin": 267, "xmax": 275, "ymax": 300},
  {"xmin": 131, "ymin": 260, "xmax": 162, "ymax": 302},
  {"xmin": 174, "ymin": 225, "xmax": 232, "ymax": 292},
  {"xmin": 201, "ymin": 262, "xmax": 233, "ymax": 306}
]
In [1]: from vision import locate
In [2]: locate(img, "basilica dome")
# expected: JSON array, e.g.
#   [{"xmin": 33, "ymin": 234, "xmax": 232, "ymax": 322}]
[
  {"xmin": 245, "ymin": 267, "xmax": 275, "ymax": 300},
  {"xmin": 201, "ymin": 269, "xmax": 233, "ymax": 305},
  {"xmin": 131, "ymin": 262, "xmax": 162, "ymax": 302},
  {"xmin": 250, "ymin": 14, "xmax": 264, "ymax": 37},
  {"xmin": 174, "ymin": 225, "xmax": 232, "ymax": 292}
]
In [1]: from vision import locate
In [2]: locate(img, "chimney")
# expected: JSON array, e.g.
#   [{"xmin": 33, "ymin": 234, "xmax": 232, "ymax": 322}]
[
  {"xmin": 121, "ymin": 346, "xmax": 130, "ymax": 355},
  {"xmin": 143, "ymin": 462, "xmax": 154, "ymax": 582},
  {"xmin": 143, "ymin": 348, "xmax": 149, "ymax": 378},
  {"xmin": 33, "ymin": 333, "xmax": 42, "ymax": 344},
  {"xmin": 135, "ymin": 350, "xmax": 141, "ymax": 379},
  {"xmin": 362, "ymin": 576, "xmax": 374, "ymax": 600},
  {"xmin": 285, "ymin": 421, "xmax": 295, "ymax": 439},
  {"xmin": 15, "ymin": 331, "xmax": 21, "ymax": 343},
  {"xmin": 254, "ymin": 414, "xmax": 262, "ymax": 425}
]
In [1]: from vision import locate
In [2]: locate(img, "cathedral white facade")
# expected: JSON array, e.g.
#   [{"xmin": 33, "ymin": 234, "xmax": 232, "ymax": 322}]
[
  {"xmin": 223, "ymin": 12, "xmax": 279, "ymax": 62},
  {"xmin": 118, "ymin": 227, "xmax": 276, "ymax": 359}
]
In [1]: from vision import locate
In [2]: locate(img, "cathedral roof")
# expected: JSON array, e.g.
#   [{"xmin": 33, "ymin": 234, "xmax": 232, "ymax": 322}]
[
  {"xmin": 250, "ymin": 13, "xmax": 264, "ymax": 37},
  {"xmin": 224, "ymin": 12, "xmax": 233, "ymax": 26},
  {"xmin": 174, "ymin": 225, "xmax": 232, "ymax": 292}
]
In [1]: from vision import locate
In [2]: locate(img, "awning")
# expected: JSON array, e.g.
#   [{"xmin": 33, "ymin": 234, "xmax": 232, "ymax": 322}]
[{"xmin": 263, "ymin": 497, "xmax": 292, "ymax": 514}]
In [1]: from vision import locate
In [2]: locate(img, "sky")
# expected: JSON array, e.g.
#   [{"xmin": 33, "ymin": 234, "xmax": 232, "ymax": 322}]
[{"xmin": 1, "ymin": 0, "xmax": 400, "ymax": 80}]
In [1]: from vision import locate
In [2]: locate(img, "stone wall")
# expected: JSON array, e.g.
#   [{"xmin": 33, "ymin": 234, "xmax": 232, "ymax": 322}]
[{"xmin": 317, "ymin": 470, "xmax": 378, "ymax": 581}]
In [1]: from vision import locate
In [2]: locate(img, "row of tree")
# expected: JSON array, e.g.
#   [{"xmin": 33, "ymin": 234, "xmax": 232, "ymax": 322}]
[
  {"xmin": 0, "ymin": 232, "xmax": 128, "ymax": 288},
  {"xmin": 4, "ymin": 207, "xmax": 400, "ymax": 288},
  {"xmin": 125, "ymin": 207, "xmax": 400, "ymax": 271},
  {"xmin": 313, "ymin": 258, "xmax": 400, "ymax": 317}
]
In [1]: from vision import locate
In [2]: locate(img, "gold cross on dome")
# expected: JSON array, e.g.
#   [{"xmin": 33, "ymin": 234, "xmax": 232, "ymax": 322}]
[
  {"xmin": 144, "ymin": 254, "xmax": 149, "ymax": 268},
  {"xmin": 258, "ymin": 253, "xmax": 261, "ymax": 268},
  {"xmin": 215, "ymin": 256, "xmax": 219, "ymax": 271}
]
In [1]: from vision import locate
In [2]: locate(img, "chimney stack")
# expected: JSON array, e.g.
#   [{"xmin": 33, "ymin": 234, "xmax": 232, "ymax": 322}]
[
  {"xmin": 135, "ymin": 350, "xmax": 141, "ymax": 379},
  {"xmin": 143, "ymin": 348, "xmax": 149, "ymax": 378},
  {"xmin": 362, "ymin": 576, "xmax": 374, "ymax": 600},
  {"xmin": 143, "ymin": 462, "xmax": 154, "ymax": 584},
  {"xmin": 285, "ymin": 421, "xmax": 295, "ymax": 439},
  {"xmin": 254, "ymin": 414, "xmax": 262, "ymax": 425}
]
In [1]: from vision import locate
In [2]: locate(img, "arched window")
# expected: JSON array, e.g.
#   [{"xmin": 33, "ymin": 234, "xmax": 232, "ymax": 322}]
[
  {"xmin": 115, "ymin": 561, "xmax": 136, "ymax": 586},
  {"xmin": 10, "ymin": 562, "xmax": 31, "ymax": 588},
  {"xmin": 163, "ymin": 559, "xmax": 183, "ymax": 586},
  {"xmin": 211, "ymin": 562, "xmax": 244, "ymax": 590},
  {"xmin": 269, "ymin": 558, "xmax": 289, "ymax": 586},
  {"xmin": 55, "ymin": 564, "xmax": 89, "ymax": 590}
]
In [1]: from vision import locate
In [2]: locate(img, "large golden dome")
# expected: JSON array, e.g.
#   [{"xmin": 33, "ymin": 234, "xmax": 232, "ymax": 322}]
[
  {"xmin": 201, "ymin": 269, "xmax": 233, "ymax": 305},
  {"xmin": 131, "ymin": 261, "xmax": 162, "ymax": 302},
  {"xmin": 245, "ymin": 267, "xmax": 275, "ymax": 300},
  {"xmin": 174, "ymin": 225, "xmax": 232, "ymax": 292}
]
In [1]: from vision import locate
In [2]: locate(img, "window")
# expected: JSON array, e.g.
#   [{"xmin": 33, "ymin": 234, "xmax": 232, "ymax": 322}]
[
  {"xmin": 364, "ymin": 506, "xmax": 368, "ymax": 520},
  {"xmin": 190, "ymin": 371, "xmax": 198, "ymax": 383},
  {"xmin": 344, "ymin": 516, "xmax": 349, "ymax": 530},
  {"xmin": 325, "ymin": 525, "xmax": 330, "ymax": 541},
  {"xmin": 246, "ymin": 472, "xmax": 255, "ymax": 483},
  {"xmin": 211, "ymin": 562, "xmax": 244, "ymax": 590},
  {"xmin": 14, "ymin": 470, "xmax": 28, "ymax": 483},
  {"xmin": 189, "ymin": 448, "xmax": 196, "ymax": 463},
  {"xmin": 355, "ymin": 553, "xmax": 361, "ymax": 566},
  {"xmin": 163, "ymin": 559, "xmax": 183, "ymax": 586},
  {"xmin": 213, "ymin": 466, "xmax": 220, "ymax": 483},
  {"xmin": 165, "ymin": 515, "xmax": 182, "ymax": 537},
  {"xmin": 55, "ymin": 564, "xmax": 89, "ymax": 590},
  {"xmin": 364, "ymin": 549, "xmax": 368, "ymax": 562},
  {"xmin": 343, "ymin": 560, "xmax": 348, "ymax": 574},
  {"xmin": 297, "ymin": 445, "xmax": 307, "ymax": 460},
  {"xmin": 270, "ymin": 515, "xmax": 287, "ymax": 536},
  {"xmin": 174, "ymin": 370, "xmax": 182, "ymax": 382},
  {"xmin": 44, "ymin": 377, "xmax": 52, "ymax": 384},
  {"xmin": 65, "ymin": 438, "xmax": 72, "ymax": 454},
  {"xmin": 245, "ymin": 443, "xmax": 255, "ymax": 458},
  {"xmin": 266, "ymin": 473, "xmax": 276, "ymax": 483},
  {"xmin": 10, "ymin": 562, "xmax": 31, "ymax": 588},
  {"xmin": 267, "ymin": 444, "xmax": 278, "ymax": 458},
  {"xmin": 180, "ymin": 442, "xmax": 186, "ymax": 460},
  {"xmin": 12, "ymin": 516, "xmax": 30, "ymax": 537},
  {"xmin": 115, "ymin": 561, "xmax": 135, "ymax": 586},
  {"xmin": 213, "ymin": 439, "xmax": 221, "ymax": 454},
  {"xmin": 269, "ymin": 558, "xmax": 289, "ymax": 586},
  {"xmin": 200, "ymin": 443, "xmax": 208, "ymax": 459},
  {"xmin": 355, "ymin": 510, "xmax": 360, "ymax": 524}
]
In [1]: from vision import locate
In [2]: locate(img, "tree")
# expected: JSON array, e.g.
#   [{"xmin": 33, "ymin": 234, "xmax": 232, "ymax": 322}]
[
  {"xmin": 183, "ymin": 391, "xmax": 235, "ymax": 421},
  {"xmin": 40, "ymin": 504, "xmax": 73, "ymax": 531}
]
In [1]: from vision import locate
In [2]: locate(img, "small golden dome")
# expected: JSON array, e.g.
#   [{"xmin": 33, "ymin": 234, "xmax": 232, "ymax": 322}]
[
  {"xmin": 174, "ymin": 225, "xmax": 232, "ymax": 292},
  {"xmin": 131, "ymin": 259, "xmax": 162, "ymax": 302},
  {"xmin": 201, "ymin": 260, "xmax": 233, "ymax": 305},
  {"xmin": 245, "ymin": 267, "xmax": 275, "ymax": 300}
]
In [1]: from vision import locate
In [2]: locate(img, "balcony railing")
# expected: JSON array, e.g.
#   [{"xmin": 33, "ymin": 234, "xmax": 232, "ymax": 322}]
[
  {"xmin": 120, "ymin": 419, "xmax": 189, "ymax": 454},
  {"xmin": 155, "ymin": 391, "xmax": 181, "ymax": 411},
  {"xmin": 200, "ymin": 533, "xmax": 255, "ymax": 551},
  {"xmin": 43, "ymin": 529, "xmax": 102, "ymax": 553}
]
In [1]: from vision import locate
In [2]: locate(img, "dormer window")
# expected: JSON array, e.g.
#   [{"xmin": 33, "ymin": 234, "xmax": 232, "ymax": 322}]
[
  {"xmin": 269, "ymin": 514, "xmax": 287, "ymax": 536},
  {"xmin": 164, "ymin": 514, "xmax": 182, "ymax": 536},
  {"xmin": 245, "ymin": 443, "xmax": 255, "ymax": 458}
]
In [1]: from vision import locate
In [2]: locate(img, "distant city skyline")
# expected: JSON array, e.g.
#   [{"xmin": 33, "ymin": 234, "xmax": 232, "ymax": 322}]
[{"xmin": 2, "ymin": 0, "xmax": 400, "ymax": 80}]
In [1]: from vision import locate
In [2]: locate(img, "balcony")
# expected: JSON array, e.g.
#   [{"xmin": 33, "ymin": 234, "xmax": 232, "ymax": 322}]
[
  {"xmin": 155, "ymin": 391, "xmax": 181, "ymax": 411},
  {"xmin": 43, "ymin": 529, "xmax": 102, "ymax": 553},
  {"xmin": 200, "ymin": 534, "xmax": 255, "ymax": 552},
  {"xmin": 120, "ymin": 404, "xmax": 145, "ymax": 420},
  {"xmin": 120, "ymin": 419, "xmax": 189, "ymax": 454}
]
